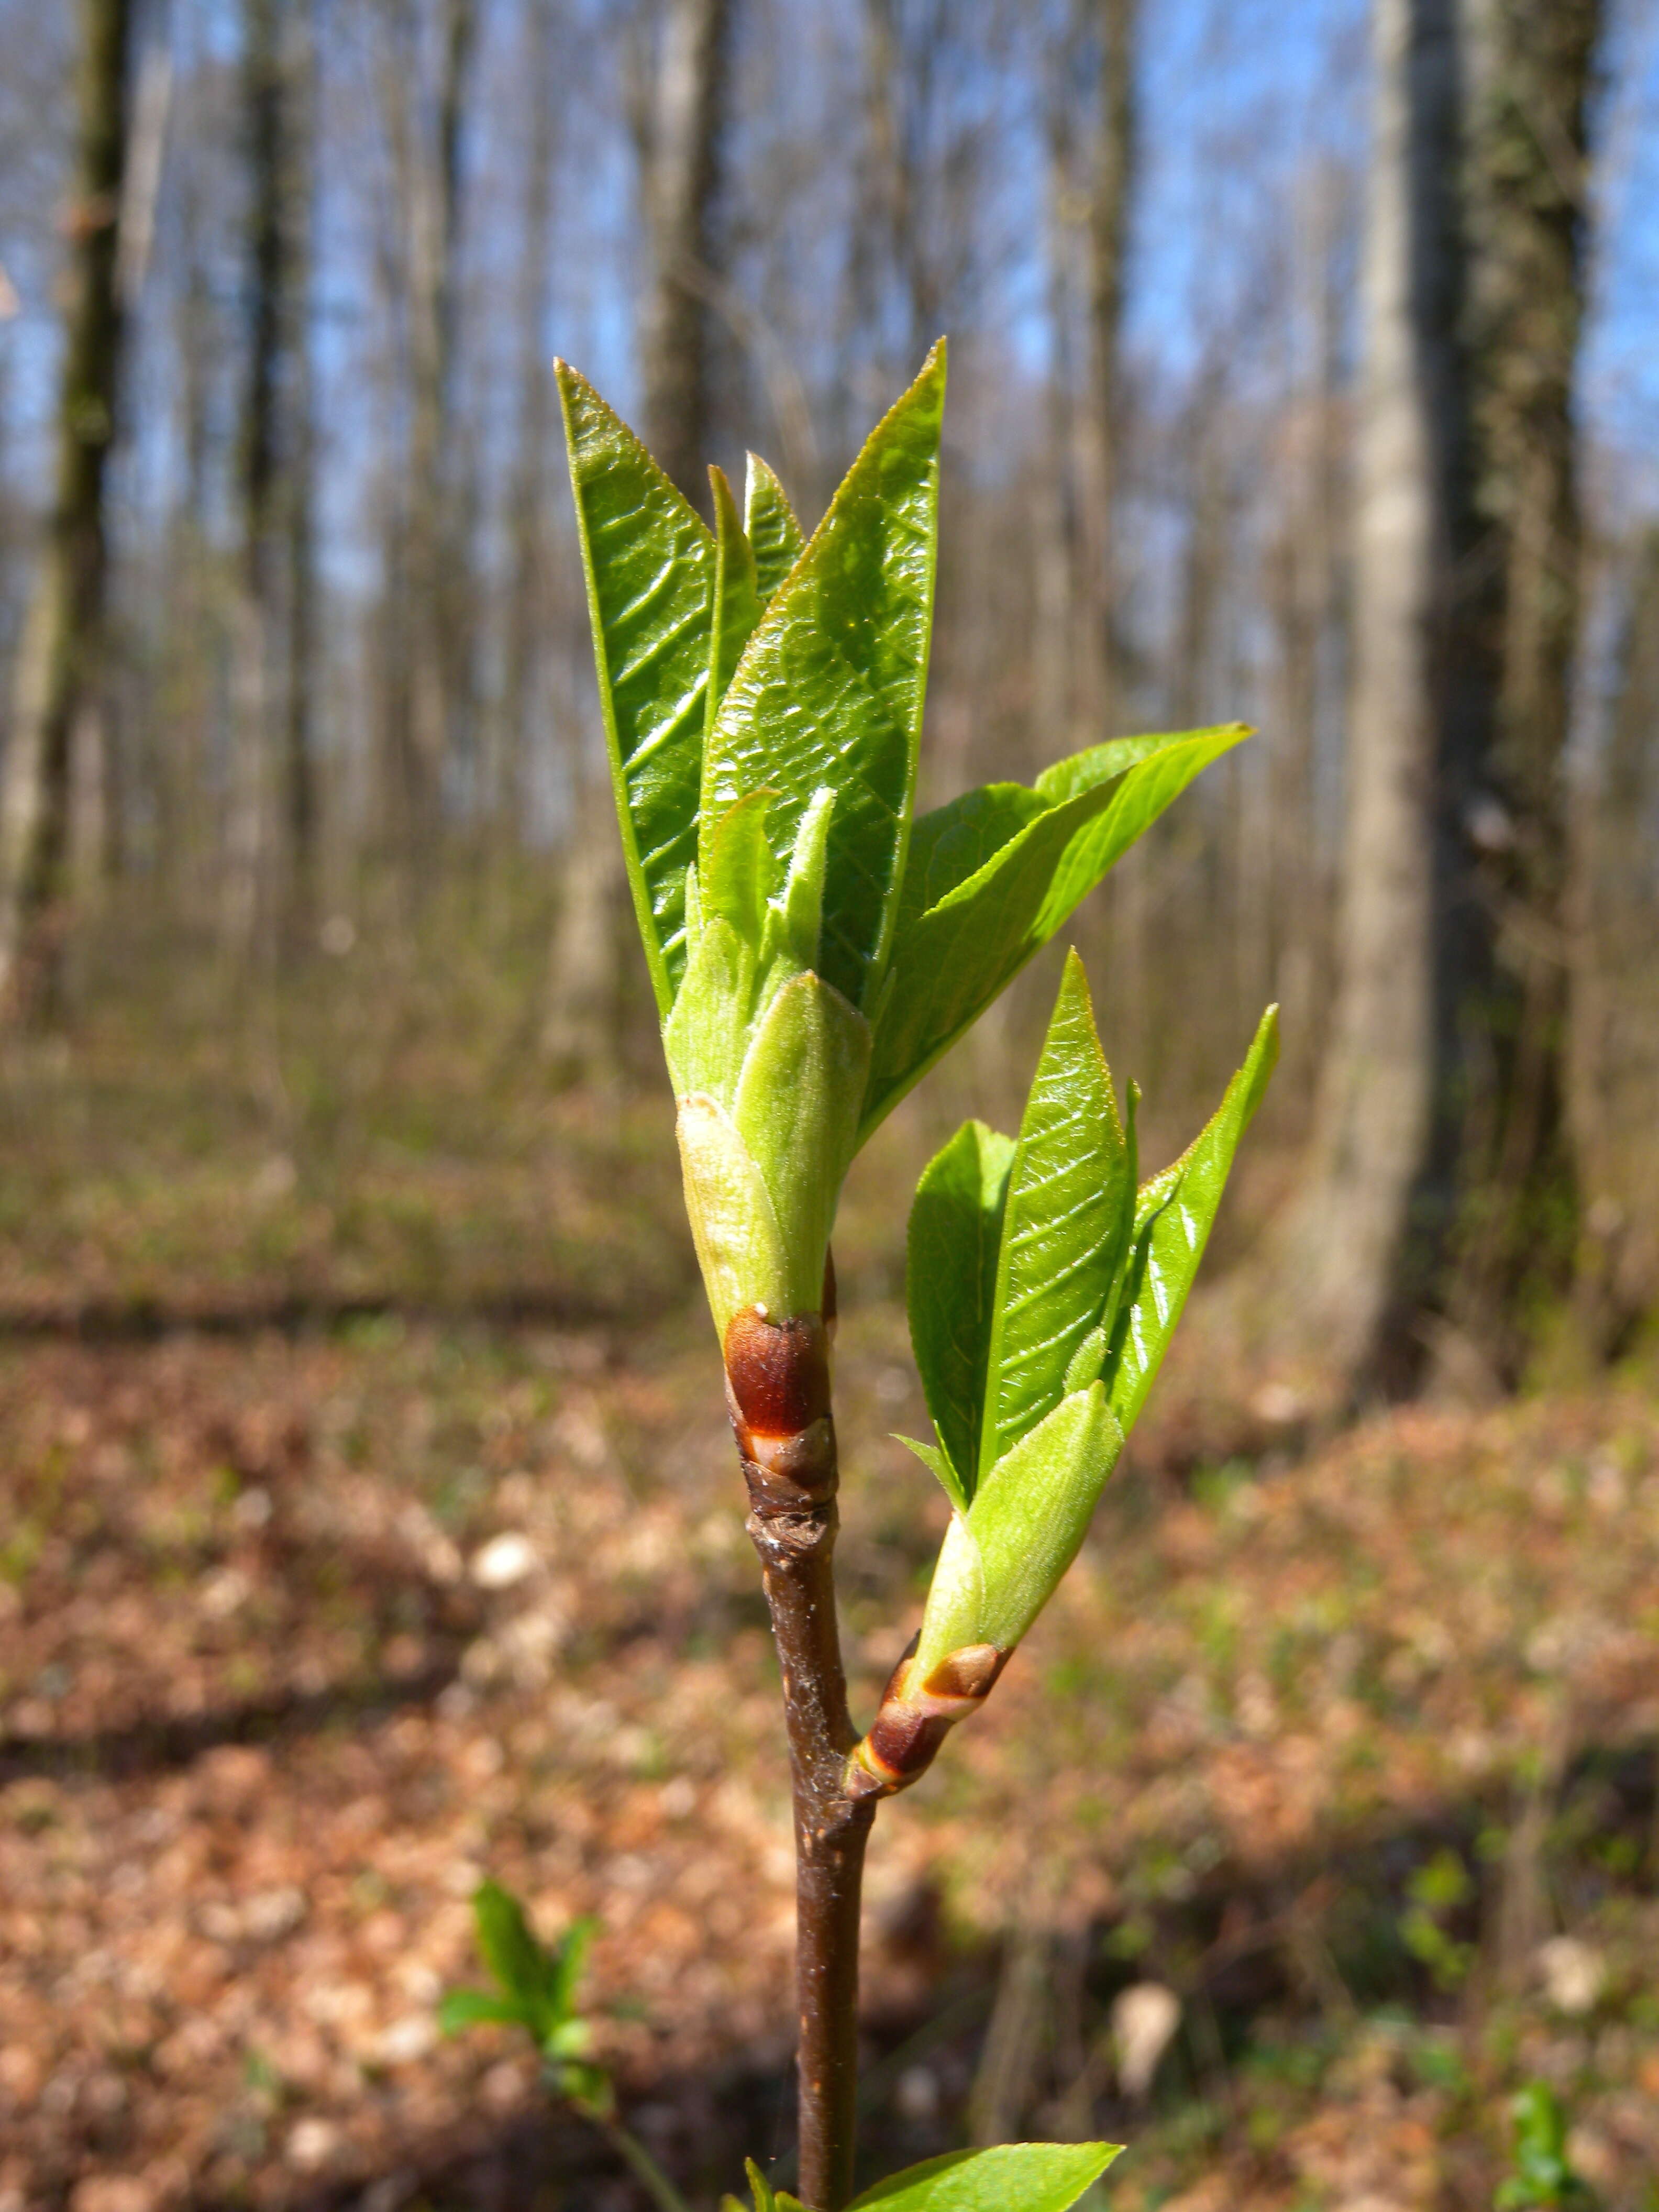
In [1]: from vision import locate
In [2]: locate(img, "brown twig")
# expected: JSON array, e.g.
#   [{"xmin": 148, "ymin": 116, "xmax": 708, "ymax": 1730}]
[{"xmin": 726, "ymin": 1297, "xmax": 873, "ymax": 2212}]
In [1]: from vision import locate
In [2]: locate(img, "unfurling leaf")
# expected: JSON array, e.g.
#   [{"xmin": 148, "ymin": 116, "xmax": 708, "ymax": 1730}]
[
  {"xmin": 846, "ymin": 2140, "xmax": 1121, "ymax": 2210},
  {"xmin": 707, "ymin": 466, "xmax": 763, "ymax": 736},
  {"xmin": 906, "ymin": 1119, "xmax": 1014, "ymax": 1503},
  {"xmin": 1106, "ymin": 1003, "xmax": 1279, "ymax": 1434},
  {"xmin": 862, "ymin": 724, "xmax": 1249, "ymax": 1137},
  {"xmin": 979, "ymin": 952, "xmax": 1134, "ymax": 1480},
  {"xmin": 703, "ymin": 343, "xmax": 946, "ymax": 1013},
  {"xmin": 902, "ymin": 955, "xmax": 1273, "ymax": 1678},
  {"xmin": 556, "ymin": 364, "xmax": 713, "ymax": 1014},
  {"xmin": 744, "ymin": 455, "xmax": 805, "ymax": 603},
  {"xmin": 911, "ymin": 1385, "xmax": 1124, "ymax": 1680}
]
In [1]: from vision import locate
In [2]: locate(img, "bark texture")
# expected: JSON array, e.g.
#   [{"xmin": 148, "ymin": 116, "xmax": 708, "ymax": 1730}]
[
  {"xmin": 638, "ymin": 0, "xmax": 731, "ymax": 510},
  {"xmin": 0, "ymin": 0, "xmax": 135, "ymax": 1022}
]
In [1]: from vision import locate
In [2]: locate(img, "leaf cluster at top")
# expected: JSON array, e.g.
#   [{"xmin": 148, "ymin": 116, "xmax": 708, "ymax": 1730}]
[{"xmin": 558, "ymin": 342, "xmax": 1248, "ymax": 1146}]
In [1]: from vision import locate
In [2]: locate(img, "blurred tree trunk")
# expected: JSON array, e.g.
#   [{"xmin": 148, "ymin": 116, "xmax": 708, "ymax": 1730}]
[
  {"xmin": 1083, "ymin": 0, "xmax": 1136, "ymax": 734},
  {"xmin": 1570, "ymin": 529, "xmax": 1659, "ymax": 1351},
  {"xmin": 225, "ymin": 0, "xmax": 286, "ymax": 964},
  {"xmin": 499, "ymin": 0, "xmax": 558, "ymax": 879},
  {"xmin": 1267, "ymin": 0, "xmax": 1476, "ymax": 1391},
  {"xmin": 1451, "ymin": 0, "xmax": 1599, "ymax": 1356},
  {"xmin": 404, "ymin": 0, "xmax": 477, "ymax": 856},
  {"xmin": 227, "ymin": 0, "xmax": 318, "ymax": 964},
  {"xmin": 637, "ymin": 0, "xmax": 731, "ymax": 510},
  {"xmin": 0, "ymin": 0, "xmax": 135, "ymax": 1025},
  {"xmin": 282, "ymin": 0, "xmax": 319, "ymax": 944},
  {"xmin": 1268, "ymin": 0, "xmax": 1599, "ymax": 1395}
]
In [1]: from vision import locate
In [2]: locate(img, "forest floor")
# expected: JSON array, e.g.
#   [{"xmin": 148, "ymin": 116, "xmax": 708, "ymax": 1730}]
[{"xmin": 3, "ymin": 931, "xmax": 1658, "ymax": 2212}]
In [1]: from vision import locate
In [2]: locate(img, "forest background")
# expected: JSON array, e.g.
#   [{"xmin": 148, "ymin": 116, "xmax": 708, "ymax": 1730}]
[{"xmin": 3, "ymin": 1, "xmax": 1659, "ymax": 2207}]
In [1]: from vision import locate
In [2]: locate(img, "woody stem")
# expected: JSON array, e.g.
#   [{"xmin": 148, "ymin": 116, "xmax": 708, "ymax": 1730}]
[{"xmin": 728, "ymin": 1301, "xmax": 872, "ymax": 2212}]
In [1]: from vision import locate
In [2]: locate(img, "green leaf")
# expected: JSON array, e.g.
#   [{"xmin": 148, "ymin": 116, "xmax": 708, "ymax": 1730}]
[
  {"xmin": 724, "ymin": 2162, "xmax": 809, "ymax": 2212},
  {"xmin": 558, "ymin": 363, "xmax": 714, "ymax": 1015},
  {"xmin": 703, "ymin": 791, "xmax": 776, "ymax": 949},
  {"xmin": 1106, "ymin": 1004, "xmax": 1278, "ymax": 1435},
  {"xmin": 437, "ymin": 1987, "xmax": 531, "ymax": 2036},
  {"xmin": 847, "ymin": 2141, "xmax": 1121, "ymax": 2210},
  {"xmin": 732, "ymin": 971, "xmax": 872, "ymax": 1312},
  {"xmin": 915, "ymin": 1385, "xmax": 1124, "ymax": 1673},
  {"xmin": 707, "ymin": 466, "xmax": 764, "ymax": 736},
  {"xmin": 471, "ymin": 1879, "xmax": 556, "ymax": 2024},
  {"xmin": 906, "ymin": 1119, "xmax": 1015, "ymax": 1502},
  {"xmin": 893, "ymin": 1432, "xmax": 969, "ymax": 1514},
  {"xmin": 704, "ymin": 342, "xmax": 946, "ymax": 1013},
  {"xmin": 744, "ymin": 454, "xmax": 805, "ymax": 602},
  {"xmin": 862, "ymin": 725, "xmax": 1249, "ymax": 1138},
  {"xmin": 980, "ymin": 953, "xmax": 1134, "ymax": 1480}
]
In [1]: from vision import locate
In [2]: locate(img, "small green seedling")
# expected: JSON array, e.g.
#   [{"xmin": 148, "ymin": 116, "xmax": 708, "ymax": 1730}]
[
  {"xmin": 532, "ymin": 344, "xmax": 1273, "ymax": 2207},
  {"xmin": 1495, "ymin": 2084, "xmax": 1598, "ymax": 2209},
  {"xmin": 441, "ymin": 1883, "xmax": 690, "ymax": 2212}
]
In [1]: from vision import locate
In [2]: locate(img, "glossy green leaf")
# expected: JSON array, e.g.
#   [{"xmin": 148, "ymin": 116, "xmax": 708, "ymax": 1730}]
[
  {"xmin": 703, "ymin": 343, "xmax": 946, "ymax": 1012},
  {"xmin": 707, "ymin": 466, "xmax": 763, "ymax": 736},
  {"xmin": 906, "ymin": 1119, "xmax": 1014, "ymax": 1502},
  {"xmin": 1107, "ymin": 1003, "xmax": 1278, "ymax": 1435},
  {"xmin": 744, "ymin": 454, "xmax": 805, "ymax": 603},
  {"xmin": 915, "ymin": 1385, "xmax": 1124, "ymax": 1674},
  {"xmin": 862, "ymin": 724, "xmax": 1249, "ymax": 1138},
  {"xmin": 557, "ymin": 363, "xmax": 714, "ymax": 1014},
  {"xmin": 980, "ymin": 953, "xmax": 1134, "ymax": 1479},
  {"xmin": 847, "ymin": 2140, "xmax": 1121, "ymax": 2210}
]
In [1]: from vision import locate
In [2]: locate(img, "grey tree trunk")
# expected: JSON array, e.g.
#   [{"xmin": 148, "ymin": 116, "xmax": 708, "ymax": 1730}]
[
  {"xmin": 637, "ymin": 0, "xmax": 731, "ymax": 508},
  {"xmin": 0, "ymin": 0, "xmax": 135, "ymax": 1023},
  {"xmin": 1452, "ymin": 0, "xmax": 1599, "ymax": 1354},
  {"xmin": 1269, "ymin": 0, "xmax": 1474, "ymax": 1389},
  {"xmin": 1085, "ymin": 0, "xmax": 1136, "ymax": 734}
]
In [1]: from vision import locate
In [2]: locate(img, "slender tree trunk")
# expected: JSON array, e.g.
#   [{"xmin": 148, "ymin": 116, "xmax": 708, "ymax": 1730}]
[
  {"xmin": 0, "ymin": 0, "xmax": 135, "ymax": 1024},
  {"xmin": 282, "ymin": 0, "xmax": 319, "ymax": 943},
  {"xmin": 1269, "ymin": 0, "xmax": 1476, "ymax": 1389},
  {"xmin": 406, "ymin": 0, "xmax": 477, "ymax": 853},
  {"xmin": 225, "ymin": 0, "xmax": 289, "ymax": 964},
  {"xmin": 638, "ymin": 0, "xmax": 731, "ymax": 508},
  {"xmin": 1084, "ymin": 0, "xmax": 1137, "ymax": 734}
]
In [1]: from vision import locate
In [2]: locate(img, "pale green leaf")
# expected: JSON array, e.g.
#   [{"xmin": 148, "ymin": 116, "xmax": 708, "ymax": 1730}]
[
  {"xmin": 557, "ymin": 363, "xmax": 714, "ymax": 1015},
  {"xmin": 744, "ymin": 454, "xmax": 805, "ymax": 602},
  {"xmin": 707, "ymin": 465, "xmax": 762, "ymax": 735},
  {"xmin": 1107, "ymin": 1004, "xmax": 1279, "ymax": 1435},
  {"xmin": 732, "ymin": 971, "xmax": 872, "ymax": 1310},
  {"xmin": 893, "ymin": 1433, "xmax": 969, "ymax": 1516},
  {"xmin": 862, "ymin": 725, "xmax": 1250, "ymax": 1139},
  {"xmin": 915, "ymin": 1386, "xmax": 1124, "ymax": 1673},
  {"xmin": 847, "ymin": 2140, "xmax": 1121, "ymax": 2210},
  {"xmin": 470, "ymin": 1879, "xmax": 553, "ymax": 2021},
  {"xmin": 980, "ymin": 954, "xmax": 1134, "ymax": 1479},
  {"xmin": 906, "ymin": 1120, "xmax": 1014, "ymax": 1501},
  {"xmin": 703, "ymin": 791, "xmax": 775, "ymax": 949},
  {"xmin": 703, "ymin": 343, "xmax": 946, "ymax": 1012}
]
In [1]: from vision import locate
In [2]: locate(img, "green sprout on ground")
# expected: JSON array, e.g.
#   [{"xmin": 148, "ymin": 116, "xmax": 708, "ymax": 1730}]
[
  {"xmin": 441, "ymin": 343, "xmax": 1274, "ymax": 2207},
  {"xmin": 1495, "ymin": 2084, "xmax": 1598, "ymax": 2210}
]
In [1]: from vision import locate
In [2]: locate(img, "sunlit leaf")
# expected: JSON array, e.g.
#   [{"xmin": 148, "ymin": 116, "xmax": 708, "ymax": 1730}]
[
  {"xmin": 847, "ymin": 2140, "xmax": 1121, "ymax": 2210},
  {"xmin": 862, "ymin": 725, "xmax": 1249, "ymax": 1138},
  {"xmin": 1107, "ymin": 1004, "xmax": 1278, "ymax": 1434},
  {"xmin": 906, "ymin": 1119, "xmax": 1014, "ymax": 1502},
  {"xmin": 980, "ymin": 953, "xmax": 1134, "ymax": 1478},
  {"xmin": 707, "ymin": 466, "xmax": 762, "ymax": 734},
  {"xmin": 703, "ymin": 344, "xmax": 946, "ymax": 1012},
  {"xmin": 557, "ymin": 364, "xmax": 713, "ymax": 1014},
  {"xmin": 437, "ymin": 1987, "xmax": 529, "ymax": 2036},
  {"xmin": 744, "ymin": 454, "xmax": 805, "ymax": 603}
]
